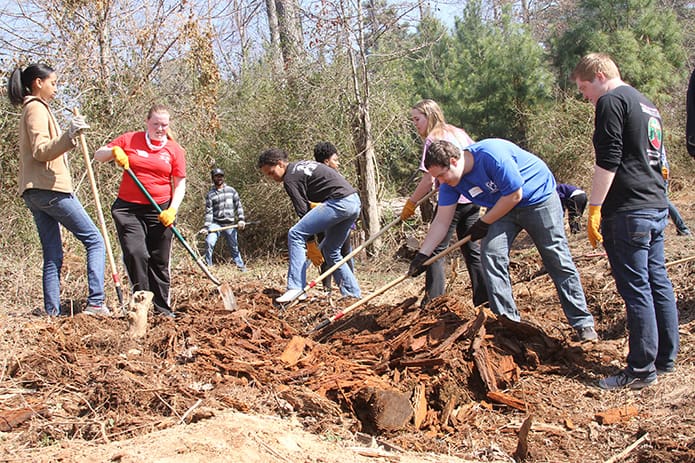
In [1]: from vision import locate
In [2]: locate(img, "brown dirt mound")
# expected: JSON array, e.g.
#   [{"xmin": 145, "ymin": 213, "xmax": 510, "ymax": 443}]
[{"xmin": 2, "ymin": 217, "xmax": 695, "ymax": 462}]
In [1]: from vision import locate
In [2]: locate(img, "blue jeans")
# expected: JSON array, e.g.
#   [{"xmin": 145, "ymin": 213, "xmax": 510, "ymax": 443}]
[
  {"xmin": 23, "ymin": 189, "xmax": 106, "ymax": 315},
  {"xmin": 667, "ymin": 199, "xmax": 690, "ymax": 234},
  {"xmin": 602, "ymin": 209, "xmax": 679, "ymax": 378},
  {"xmin": 481, "ymin": 193, "xmax": 594, "ymax": 329},
  {"xmin": 287, "ymin": 193, "xmax": 361, "ymax": 297},
  {"xmin": 205, "ymin": 224, "xmax": 245, "ymax": 268},
  {"xmin": 318, "ymin": 230, "xmax": 354, "ymax": 290}
]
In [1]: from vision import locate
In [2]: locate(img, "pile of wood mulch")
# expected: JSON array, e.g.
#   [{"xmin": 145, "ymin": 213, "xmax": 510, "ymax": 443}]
[{"xmin": 1, "ymin": 239, "xmax": 695, "ymax": 462}]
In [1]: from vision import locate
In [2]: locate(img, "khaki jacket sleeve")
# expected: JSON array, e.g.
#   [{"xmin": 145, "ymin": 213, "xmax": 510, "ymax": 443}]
[{"xmin": 24, "ymin": 101, "xmax": 74, "ymax": 162}]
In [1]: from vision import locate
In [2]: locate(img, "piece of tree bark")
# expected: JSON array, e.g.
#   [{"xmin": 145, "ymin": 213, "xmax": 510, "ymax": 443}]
[
  {"xmin": 0, "ymin": 406, "xmax": 48, "ymax": 431},
  {"xmin": 412, "ymin": 383, "xmax": 427, "ymax": 429},
  {"xmin": 279, "ymin": 335, "xmax": 307, "ymax": 366},
  {"xmin": 595, "ymin": 406, "xmax": 639, "ymax": 425},
  {"xmin": 513, "ymin": 415, "xmax": 533, "ymax": 461},
  {"xmin": 486, "ymin": 391, "xmax": 528, "ymax": 411}
]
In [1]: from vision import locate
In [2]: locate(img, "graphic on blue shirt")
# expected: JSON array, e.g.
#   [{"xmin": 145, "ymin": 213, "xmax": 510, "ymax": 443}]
[{"xmin": 437, "ymin": 139, "xmax": 556, "ymax": 209}]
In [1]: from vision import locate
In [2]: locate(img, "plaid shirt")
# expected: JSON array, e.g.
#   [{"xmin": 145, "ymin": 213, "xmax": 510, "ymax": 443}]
[{"xmin": 204, "ymin": 184, "xmax": 245, "ymax": 226}]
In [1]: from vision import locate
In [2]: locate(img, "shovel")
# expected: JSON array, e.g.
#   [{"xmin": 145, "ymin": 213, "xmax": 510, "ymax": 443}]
[
  {"xmin": 281, "ymin": 189, "xmax": 438, "ymax": 306},
  {"xmin": 122, "ymin": 165, "xmax": 237, "ymax": 310},
  {"xmin": 308, "ymin": 235, "xmax": 472, "ymax": 334},
  {"xmin": 197, "ymin": 221, "xmax": 261, "ymax": 234},
  {"xmin": 73, "ymin": 109, "xmax": 125, "ymax": 311}
]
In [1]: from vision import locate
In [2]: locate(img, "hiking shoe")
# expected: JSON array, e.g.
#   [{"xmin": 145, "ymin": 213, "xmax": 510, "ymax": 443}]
[
  {"xmin": 598, "ymin": 371, "xmax": 657, "ymax": 390},
  {"xmin": 276, "ymin": 289, "xmax": 307, "ymax": 303},
  {"xmin": 576, "ymin": 326, "xmax": 598, "ymax": 342},
  {"xmin": 677, "ymin": 228, "xmax": 691, "ymax": 236},
  {"xmin": 656, "ymin": 366, "xmax": 674, "ymax": 376},
  {"xmin": 83, "ymin": 304, "xmax": 112, "ymax": 317}
]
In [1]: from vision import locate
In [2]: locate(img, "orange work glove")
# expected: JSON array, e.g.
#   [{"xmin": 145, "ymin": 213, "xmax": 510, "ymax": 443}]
[
  {"xmin": 400, "ymin": 198, "xmax": 417, "ymax": 221},
  {"xmin": 112, "ymin": 146, "xmax": 129, "ymax": 170},
  {"xmin": 587, "ymin": 205, "xmax": 603, "ymax": 248},
  {"xmin": 661, "ymin": 165, "xmax": 669, "ymax": 180},
  {"xmin": 309, "ymin": 201, "xmax": 321, "ymax": 209},
  {"xmin": 158, "ymin": 207, "xmax": 177, "ymax": 227},
  {"xmin": 306, "ymin": 240, "xmax": 324, "ymax": 266}
]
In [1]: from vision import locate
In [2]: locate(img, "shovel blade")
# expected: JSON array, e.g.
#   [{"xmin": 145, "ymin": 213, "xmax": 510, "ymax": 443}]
[{"xmin": 218, "ymin": 283, "xmax": 237, "ymax": 311}]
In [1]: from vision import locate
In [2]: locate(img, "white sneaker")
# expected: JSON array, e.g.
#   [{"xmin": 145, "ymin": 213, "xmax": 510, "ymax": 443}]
[
  {"xmin": 83, "ymin": 304, "xmax": 112, "ymax": 316},
  {"xmin": 276, "ymin": 289, "xmax": 307, "ymax": 303}
]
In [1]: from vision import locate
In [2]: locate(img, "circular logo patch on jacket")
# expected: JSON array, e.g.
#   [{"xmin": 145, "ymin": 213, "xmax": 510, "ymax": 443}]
[{"xmin": 648, "ymin": 117, "xmax": 662, "ymax": 151}]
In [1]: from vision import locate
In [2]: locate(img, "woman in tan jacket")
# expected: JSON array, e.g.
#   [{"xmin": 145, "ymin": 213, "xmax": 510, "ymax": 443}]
[{"xmin": 7, "ymin": 63, "xmax": 109, "ymax": 317}]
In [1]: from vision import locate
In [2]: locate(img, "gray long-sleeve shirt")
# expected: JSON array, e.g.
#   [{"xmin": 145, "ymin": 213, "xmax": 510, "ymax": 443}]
[{"xmin": 204, "ymin": 184, "xmax": 245, "ymax": 226}]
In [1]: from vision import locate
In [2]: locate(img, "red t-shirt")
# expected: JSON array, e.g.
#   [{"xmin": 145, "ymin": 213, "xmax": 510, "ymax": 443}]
[{"xmin": 108, "ymin": 132, "xmax": 186, "ymax": 205}]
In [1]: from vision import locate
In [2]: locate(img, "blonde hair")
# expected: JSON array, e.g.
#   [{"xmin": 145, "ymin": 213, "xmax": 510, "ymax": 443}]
[
  {"xmin": 570, "ymin": 53, "xmax": 621, "ymax": 82},
  {"xmin": 411, "ymin": 99, "xmax": 446, "ymax": 139},
  {"xmin": 147, "ymin": 103, "xmax": 176, "ymax": 141}
]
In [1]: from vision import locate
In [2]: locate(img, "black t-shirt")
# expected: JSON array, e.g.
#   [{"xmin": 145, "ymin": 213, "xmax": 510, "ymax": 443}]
[
  {"xmin": 283, "ymin": 161, "xmax": 357, "ymax": 217},
  {"xmin": 593, "ymin": 85, "xmax": 667, "ymax": 217},
  {"xmin": 686, "ymin": 68, "xmax": 695, "ymax": 156}
]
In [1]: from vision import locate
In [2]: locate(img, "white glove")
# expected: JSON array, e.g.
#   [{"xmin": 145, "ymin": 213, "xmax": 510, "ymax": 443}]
[
  {"xmin": 237, "ymin": 220, "xmax": 246, "ymax": 230},
  {"xmin": 68, "ymin": 115, "xmax": 90, "ymax": 139},
  {"xmin": 199, "ymin": 227, "xmax": 209, "ymax": 236}
]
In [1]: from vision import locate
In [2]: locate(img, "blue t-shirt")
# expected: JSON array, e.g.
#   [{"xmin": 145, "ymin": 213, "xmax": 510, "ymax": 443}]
[{"xmin": 438, "ymin": 139, "xmax": 556, "ymax": 208}]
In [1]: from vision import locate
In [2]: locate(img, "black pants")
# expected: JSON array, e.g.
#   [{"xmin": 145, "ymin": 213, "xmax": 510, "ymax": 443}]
[
  {"xmin": 565, "ymin": 192, "xmax": 587, "ymax": 234},
  {"xmin": 112, "ymin": 199, "xmax": 174, "ymax": 312},
  {"xmin": 424, "ymin": 203, "xmax": 489, "ymax": 307}
]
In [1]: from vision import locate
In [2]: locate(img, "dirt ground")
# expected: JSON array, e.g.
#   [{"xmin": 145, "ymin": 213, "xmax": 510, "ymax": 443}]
[{"xmin": 1, "ymin": 195, "xmax": 694, "ymax": 463}]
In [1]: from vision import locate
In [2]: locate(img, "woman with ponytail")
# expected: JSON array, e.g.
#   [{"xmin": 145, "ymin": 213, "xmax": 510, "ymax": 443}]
[{"xmin": 8, "ymin": 63, "xmax": 108, "ymax": 317}]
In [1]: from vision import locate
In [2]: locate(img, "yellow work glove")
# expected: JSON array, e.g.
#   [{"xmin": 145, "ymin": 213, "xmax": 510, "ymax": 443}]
[
  {"xmin": 158, "ymin": 207, "xmax": 177, "ymax": 227},
  {"xmin": 306, "ymin": 240, "xmax": 324, "ymax": 266},
  {"xmin": 309, "ymin": 201, "xmax": 321, "ymax": 209},
  {"xmin": 112, "ymin": 146, "xmax": 129, "ymax": 170},
  {"xmin": 400, "ymin": 198, "xmax": 417, "ymax": 221},
  {"xmin": 661, "ymin": 165, "xmax": 669, "ymax": 180},
  {"xmin": 587, "ymin": 205, "xmax": 603, "ymax": 248}
]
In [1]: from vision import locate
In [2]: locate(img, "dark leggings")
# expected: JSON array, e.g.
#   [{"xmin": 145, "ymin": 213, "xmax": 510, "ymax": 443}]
[
  {"xmin": 112, "ymin": 199, "xmax": 174, "ymax": 312},
  {"xmin": 423, "ymin": 203, "xmax": 489, "ymax": 307}
]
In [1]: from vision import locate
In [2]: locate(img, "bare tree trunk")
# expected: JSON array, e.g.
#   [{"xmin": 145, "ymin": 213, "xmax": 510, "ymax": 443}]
[
  {"xmin": 265, "ymin": 0, "xmax": 283, "ymax": 72},
  {"xmin": 519, "ymin": 0, "xmax": 531, "ymax": 24},
  {"xmin": 95, "ymin": 1, "xmax": 112, "ymax": 84},
  {"xmin": 345, "ymin": 0, "xmax": 381, "ymax": 252},
  {"xmin": 274, "ymin": 0, "xmax": 304, "ymax": 70},
  {"xmin": 353, "ymin": 107, "xmax": 381, "ymax": 252}
]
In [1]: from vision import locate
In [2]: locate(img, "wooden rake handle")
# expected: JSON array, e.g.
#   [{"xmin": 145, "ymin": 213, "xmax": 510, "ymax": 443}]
[
  {"xmin": 310, "ymin": 235, "xmax": 472, "ymax": 333},
  {"xmin": 73, "ymin": 108, "xmax": 124, "ymax": 306}
]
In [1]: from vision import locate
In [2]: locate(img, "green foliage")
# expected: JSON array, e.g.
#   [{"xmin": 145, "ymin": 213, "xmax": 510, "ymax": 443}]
[
  {"xmin": 552, "ymin": 0, "xmax": 687, "ymax": 104},
  {"xmin": 409, "ymin": 3, "xmax": 556, "ymax": 144},
  {"xmin": 211, "ymin": 41, "xmax": 419, "ymax": 249},
  {"xmin": 525, "ymin": 93, "xmax": 596, "ymax": 187}
]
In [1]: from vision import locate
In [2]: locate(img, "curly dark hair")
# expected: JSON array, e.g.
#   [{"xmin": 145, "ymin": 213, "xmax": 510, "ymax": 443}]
[{"xmin": 313, "ymin": 141, "xmax": 337, "ymax": 163}]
